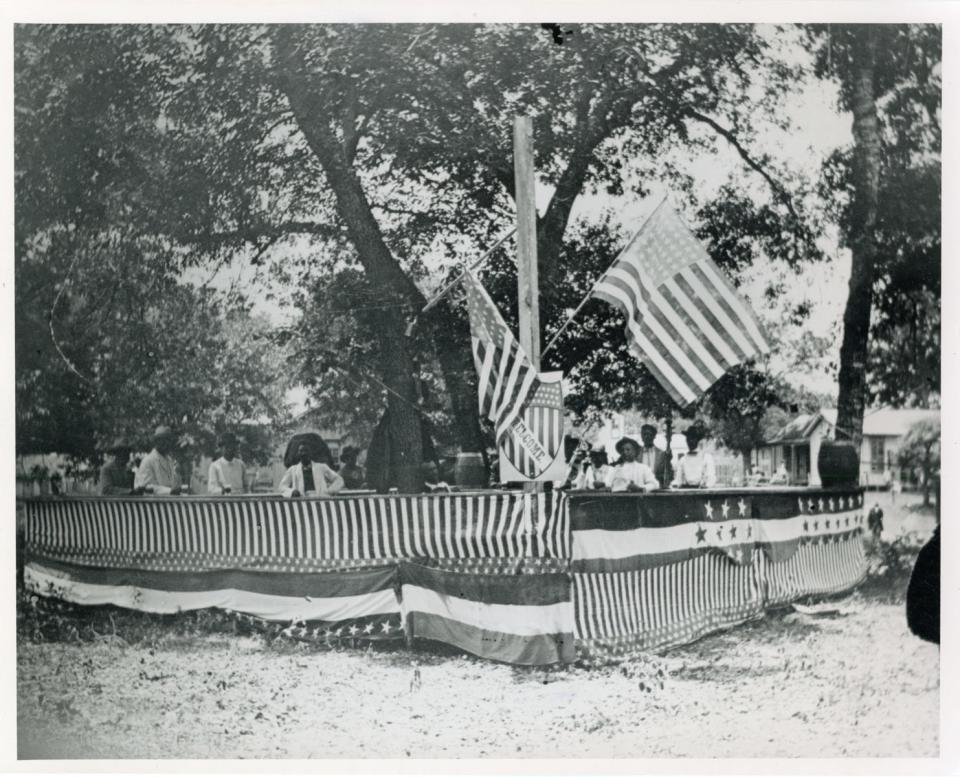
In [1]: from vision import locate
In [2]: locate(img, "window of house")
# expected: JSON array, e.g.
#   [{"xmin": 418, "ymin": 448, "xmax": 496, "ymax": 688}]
[{"xmin": 870, "ymin": 437, "xmax": 886, "ymax": 472}]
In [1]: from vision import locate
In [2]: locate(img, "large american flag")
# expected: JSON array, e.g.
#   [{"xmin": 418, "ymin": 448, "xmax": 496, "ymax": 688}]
[
  {"xmin": 591, "ymin": 200, "xmax": 771, "ymax": 407},
  {"xmin": 462, "ymin": 270, "xmax": 538, "ymax": 443}
]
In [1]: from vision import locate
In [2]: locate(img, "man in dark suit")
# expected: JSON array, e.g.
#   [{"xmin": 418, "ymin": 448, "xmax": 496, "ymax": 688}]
[{"xmin": 638, "ymin": 423, "xmax": 673, "ymax": 489}]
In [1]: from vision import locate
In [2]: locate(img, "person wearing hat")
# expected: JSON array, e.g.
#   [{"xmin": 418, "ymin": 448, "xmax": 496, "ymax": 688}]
[
  {"xmin": 98, "ymin": 439, "xmax": 134, "ymax": 495},
  {"xmin": 280, "ymin": 440, "xmax": 344, "ymax": 498},
  {"xmin": 208, "ymin": 432, "xmax": 248, "ymax": 495},
  {"xmin": 604, "ymin": 437, "xmax": 660, "ymax": 493},
  {"xmin": 134, "ymin": 426, "xmax": 186, "ymax": 495},
  {"xmin": 639, "ymin": 423, "xmax": 674, "ymax": 489},
  {"xmin": 672, "ymin": 421, "xmax": 716, "ymax": 489}
]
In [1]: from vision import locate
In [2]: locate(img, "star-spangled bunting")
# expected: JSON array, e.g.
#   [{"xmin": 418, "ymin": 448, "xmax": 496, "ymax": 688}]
[
  {"xmin": 589, "ymin": 199, "xmax": 771, "ymax": 407},
  {"xmin": 462, "ymin": 269, "xmax": 538, "ymax": 444}
]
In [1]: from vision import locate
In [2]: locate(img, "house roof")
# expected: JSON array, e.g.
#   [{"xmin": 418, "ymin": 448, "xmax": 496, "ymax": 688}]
[
  {"xmin": 764, "ymin": 406, "xmax": 939, "ymax": 445},
  {"xmin": 767, "ymin": 410, "xmax": 836, "ymax": 444},
  {"xmin": 862, "ymin": 407, "xmax": 940, "ymax": 437}
]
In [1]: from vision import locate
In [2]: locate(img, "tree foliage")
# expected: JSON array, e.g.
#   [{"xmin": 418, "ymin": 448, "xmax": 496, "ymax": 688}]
[
  {"xmin": 809, "ymin": 24, "xmax": 940, "ymax": 434},
  {"xmin": 16, "ymin": 23, "xmax": 834, "ymax": 476}
]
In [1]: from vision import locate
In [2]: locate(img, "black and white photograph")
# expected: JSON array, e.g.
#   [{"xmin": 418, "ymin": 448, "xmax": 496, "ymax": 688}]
[{"xmin": 8, "ymin": 5, "xmax": 950, "ymax": 768}]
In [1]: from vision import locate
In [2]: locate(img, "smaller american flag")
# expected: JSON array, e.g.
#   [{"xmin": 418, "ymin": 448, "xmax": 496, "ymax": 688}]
[
  {"xmin": 591, "ymin": 199, "xmax": 771, "ymax": 407},
  {"xmin": 462, "ymin": 270, "xmax": 538, "ymax": 443}
]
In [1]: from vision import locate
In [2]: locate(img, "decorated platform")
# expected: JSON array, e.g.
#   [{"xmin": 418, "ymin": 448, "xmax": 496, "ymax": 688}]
[{"xmin": 21, "ymin": 487, "xmax": 866, "ymax": 665}]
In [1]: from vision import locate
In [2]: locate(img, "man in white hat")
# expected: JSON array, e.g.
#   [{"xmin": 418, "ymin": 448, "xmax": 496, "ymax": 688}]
[{"xmin": 134, "ymin": 426, "xmax": 186, "ymax": 495}]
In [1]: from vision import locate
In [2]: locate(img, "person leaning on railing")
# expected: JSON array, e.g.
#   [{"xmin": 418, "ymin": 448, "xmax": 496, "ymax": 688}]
[
  {"xmin": 604, "ymin": 437, "xmax": 659, "ymax": 493},
  {"xmin": 207, "ymin": 432, "xmax": 248, "ymax": 495},
  {"xmin": 134, "ymin": 426, "xmax": 188, "ymax": 495},
  {"xmin": 672, "ymin": 421, "xmax": 716, "ymax": 489},
  {"xmin": 280, "ymin": 441, "xmax": 344, "ymax": 498}
]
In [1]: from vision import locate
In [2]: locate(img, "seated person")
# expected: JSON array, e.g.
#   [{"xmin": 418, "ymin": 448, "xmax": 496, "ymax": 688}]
[
  {"xmin": 338, "ymin": 446, "xmax": 366, "ymax": 489},
  {"xmin": 280, "ymin": 441, "xmax": 344, "ymax": 497},
  {"xmin": 134, "ymin": 426, "xmax": 187, "ymax": 495},
  {"xmin": 770, "ymin": 462, "xmax": 789, "ymax": 485},
  {"xmin": 575, "ymin": 448, "xmax": 612, "ymax": 490},
  {"xmin": 605, "ymin": 437, "xmax": 659, "ymax": 493},
  {"xmin": 208, "ymin": 432, "xmax": 248, "ymax": 494},
  {"xmin": 672, "ymin": 421, "xmax": 716, "ymax": 489},
  {"xmin": 99, "ymin": 439, "xmax": 134, "ymax": 495}
]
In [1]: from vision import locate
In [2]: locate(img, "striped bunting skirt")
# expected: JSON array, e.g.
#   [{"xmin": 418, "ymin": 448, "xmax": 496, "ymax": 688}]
[
  {"xmin": 22, "ymin": 489, "xmax": 866, "ymax": 665},
  {"xmin": 23, "ymin": 492, "xmax": 572, "ymax": 663},
  {"xmin": 568, "ymin": 489, "xmax": 868, "ymax": 662}
]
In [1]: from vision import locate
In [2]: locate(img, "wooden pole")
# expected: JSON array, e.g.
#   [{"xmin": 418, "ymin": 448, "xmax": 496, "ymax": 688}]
[
  {"xmin": 514, "ymin": 117, "xmax": 541, "ymax": 370},
  {"xmin": 513, "ymin": 116, "xmax": 542, "ymax": 515}
]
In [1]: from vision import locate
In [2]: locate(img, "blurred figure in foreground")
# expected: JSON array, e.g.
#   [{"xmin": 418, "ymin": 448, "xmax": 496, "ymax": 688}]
[{"xmin": 906, "ymin": 526, "xmax": 939, "ymax": 645}]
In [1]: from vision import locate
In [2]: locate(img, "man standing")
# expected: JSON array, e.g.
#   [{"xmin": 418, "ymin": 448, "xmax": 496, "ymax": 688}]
[
  {"xmin": 208, "ymin": 432, "xmax": 248, "ymax": 494},
  {"xmin": 280, "ymin": 441, "xmax": 344, "ymax": 498},
  {"xmin": 98, "ymin": 439, "xmax": 134, "ymax": 495},
  {"xmin": 638, "ymin": 423, "xmax": 673, "ymax": 488},
  {"xmin": 135, "ymin": 426, "xmax": 186, "ymax": 495},
  {"xmin": 867, "ymin": 502, "xmax": 885, "ymax": 540}
]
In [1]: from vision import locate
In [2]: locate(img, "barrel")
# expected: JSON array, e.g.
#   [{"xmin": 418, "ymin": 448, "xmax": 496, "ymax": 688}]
[
  {"xmin": 817, "ymin": 441, "xmax": 860, "ymax": 487},
  {"xmin": 454, "ymin": 452, "xmax": 488, "ymax": 488}
]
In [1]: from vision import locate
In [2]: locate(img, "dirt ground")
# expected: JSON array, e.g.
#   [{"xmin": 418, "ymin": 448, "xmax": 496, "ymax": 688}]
[{"xmin": 17, "ymin": 491, "xmax": 940, "ymax": 760}]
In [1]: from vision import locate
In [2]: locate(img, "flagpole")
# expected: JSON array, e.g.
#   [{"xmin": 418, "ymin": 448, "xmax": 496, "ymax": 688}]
[
  {"xmin": 540, "ymin": 194, "xmax": 670, "ymax": 361},
  {"xmin": 513, "ymin": 116, "xmax": 543, "ymax": 515},
  {"xmin": 420, "ymin": 226, "xmax": 517, "ymax": 314}
]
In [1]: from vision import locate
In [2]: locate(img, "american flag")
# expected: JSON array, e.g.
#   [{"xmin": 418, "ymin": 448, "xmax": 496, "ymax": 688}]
[
  {"xmin": 591, "ymin": 200, "xmax": 771, "ymax": 407},
  {"xmin": 462, "ymin": 270, "xmax": 538, "ymax": 443}
]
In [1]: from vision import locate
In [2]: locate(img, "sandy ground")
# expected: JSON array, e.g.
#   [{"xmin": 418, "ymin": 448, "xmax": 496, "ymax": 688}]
[{"xmin": 17, "ymin": 491, "xmax": 940, "ymax": 760}]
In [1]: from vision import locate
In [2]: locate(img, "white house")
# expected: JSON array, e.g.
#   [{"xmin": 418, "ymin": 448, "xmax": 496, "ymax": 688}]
[{"xmin": 753, "ymin": 407, "xmax": 940, "ymax": 488}]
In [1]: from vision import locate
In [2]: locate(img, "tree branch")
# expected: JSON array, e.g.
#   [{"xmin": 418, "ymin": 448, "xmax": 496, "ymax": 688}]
[{"xmin": 681, "ymin": 106, "xmax": 802, "ymax": 223}]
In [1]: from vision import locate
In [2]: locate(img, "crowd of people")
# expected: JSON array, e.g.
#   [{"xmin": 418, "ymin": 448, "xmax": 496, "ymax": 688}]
[
  {"xmin": 96, "ymin": 419, "xmax": 754, "ymax": 497},
  {"xmin": 98, "ymin": 426, "xmax": 364, "ymax": 498},
  {"xmin": 564, "ymin": 420, "xmax": 716, "ymax": 492}
]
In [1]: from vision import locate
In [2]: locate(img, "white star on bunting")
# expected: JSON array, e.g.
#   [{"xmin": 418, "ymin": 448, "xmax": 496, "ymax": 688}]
[
  {"xmin": 738, "ymin": 498, "xmax": 747, "ymax": 517},
  {"xmin": 721, "ymin": 501, "xmax": 730, "ymax": 519},
  {"xmin": 704, "ymin": 501, "xmax": 714, "ymax": 520}
]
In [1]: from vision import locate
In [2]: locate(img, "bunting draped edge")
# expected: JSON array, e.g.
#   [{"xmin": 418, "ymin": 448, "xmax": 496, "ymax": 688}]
[{"xmin": 22, "ymin": 488, "xmax": 866, "ymax": 665}]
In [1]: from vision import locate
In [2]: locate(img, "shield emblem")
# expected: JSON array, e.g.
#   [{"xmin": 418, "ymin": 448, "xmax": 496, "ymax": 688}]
[{"xmin": 498, "ymin": 371, "xmax": 565, "ymax": 481}]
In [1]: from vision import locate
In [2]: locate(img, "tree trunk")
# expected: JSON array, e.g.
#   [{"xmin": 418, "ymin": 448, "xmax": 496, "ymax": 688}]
[
  {"xmin": 835, "ymin": 26, "xmax": 882, "ymax": 449},
  {"xmin": 426, "ymin": 300, "xmax": 487, "ymax": 454},
  {"xmin": 275, "ymin": 30, "xmax": 423, "ymax": 492}
]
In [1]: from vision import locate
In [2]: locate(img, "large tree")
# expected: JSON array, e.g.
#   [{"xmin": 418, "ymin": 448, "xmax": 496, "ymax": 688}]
[
  {"xmin": 809, "ymin": 24, "xmax": 940, "ymax": 445},
  {"xmin": 16, "ymin": 24, "xmax": 823, "ymax": 486}
]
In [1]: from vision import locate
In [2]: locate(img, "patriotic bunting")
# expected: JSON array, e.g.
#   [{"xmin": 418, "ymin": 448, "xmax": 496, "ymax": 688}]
[{"xmin": 23, "ymin": 489, "xmax": 866, "ymax": 666}]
